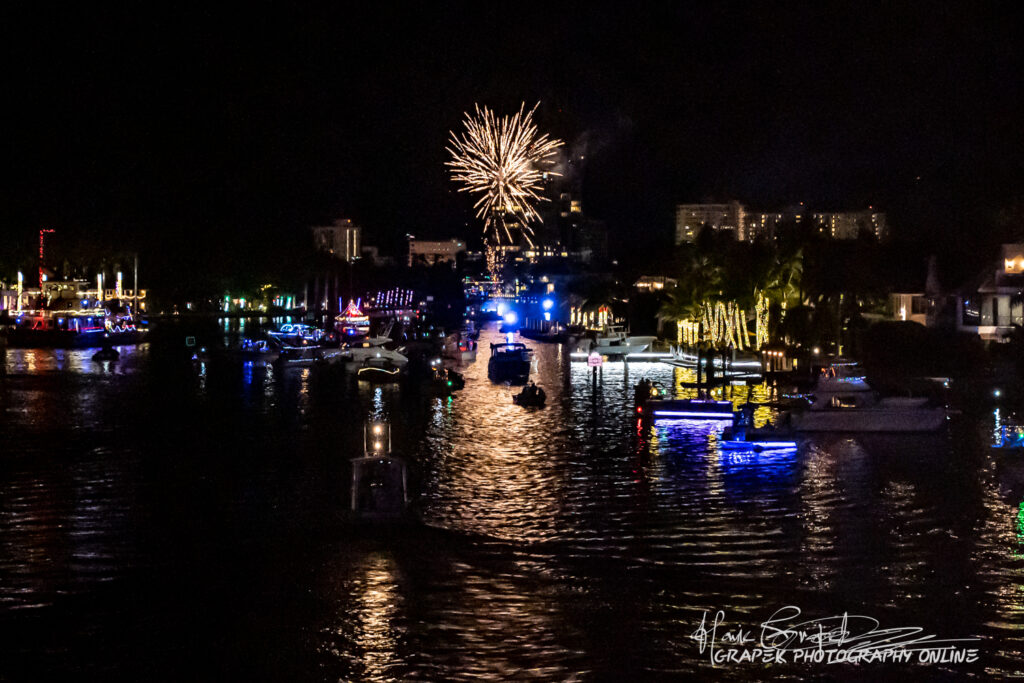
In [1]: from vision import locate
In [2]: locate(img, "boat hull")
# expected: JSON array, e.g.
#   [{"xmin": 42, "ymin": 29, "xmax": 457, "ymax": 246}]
[
  {"xmin": 6, "ymin": 328, "xmax": 145, "ymax": 348},
  {"xmin": 488, "ymin": 359, "xmax": 531, "ymax": 384},
  {"xmin": 793, "ymin": 408, "xmax": 946, "ymax": 433},
  {"xmin": 644, "ymin": 398, "xmax": 735, "ymax": 420}
]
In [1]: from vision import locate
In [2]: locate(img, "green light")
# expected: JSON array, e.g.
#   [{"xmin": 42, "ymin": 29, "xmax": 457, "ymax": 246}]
[
  {"xmin": 447, "ymin": 381, "xmax": 452, "ymax": 386},
  {"xmin": 1017, "ymin": 502, "xmax": 1024, "ymax": 544}
]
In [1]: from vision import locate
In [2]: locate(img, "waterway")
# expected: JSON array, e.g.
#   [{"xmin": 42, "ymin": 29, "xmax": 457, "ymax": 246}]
[{"xmin": 1, "ymin": 324, "xmax": 1022, "ymax": 679}]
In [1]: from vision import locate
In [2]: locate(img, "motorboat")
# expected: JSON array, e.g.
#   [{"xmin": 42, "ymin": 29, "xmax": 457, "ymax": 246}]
[
  {"xmin": 350, "ymin": 421, "xmax": 409, "ymax": 522},
  {"xmin": 213, "ymin": 338, "xmax": 281, "ymax": 364},
  {"xmin": 425, "ymin": 367, "xmax": 465, "ymax": 394},
  {"xmin": 7, "ymin": 311, "xmax": 145, "ymax": 348},
  {"xmin": 267, "ymin": 323, "xmax": 326, "ymax": 345},
  {"xmin": 342, "ymin": 336, "xmax": 409, "ymax": 372},
  {"xmin": 275, "ymin": 336, "xmax": 344, "ymax": 367},
  {"xmin": 487, "ymin": 342, "xmax": 533, "ymax": 384},
  {"xmin": 718, "ymin": 403, "xmax": 799, "ymax": 451},
  {"xmin": 232, "ymin": 338, "xmax": 280, "ymax": 363},
  {"xmin": 791, "ymin": 360, "xmax": 947, "ymax": 433},
  {"xmin": 580, "ymin": 325, "xmax": 656, "ymax": 356},
  {"xmin": 443, "ymin": 334, "xmax": 477, "ymax": 363}
]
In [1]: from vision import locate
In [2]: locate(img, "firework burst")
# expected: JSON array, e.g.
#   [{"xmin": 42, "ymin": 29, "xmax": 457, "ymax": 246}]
[{"xmin": 446, "ymin": 103, "xmax": 563, "ymax": 247}]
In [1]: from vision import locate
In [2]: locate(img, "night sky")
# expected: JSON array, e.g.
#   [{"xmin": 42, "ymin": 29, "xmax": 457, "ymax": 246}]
[{"xmin": 6, "ymin": 4, "xmax": 1023, "ymax": 279}]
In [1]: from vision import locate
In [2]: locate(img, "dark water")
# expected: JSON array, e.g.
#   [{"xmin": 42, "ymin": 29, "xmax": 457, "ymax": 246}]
[{"xmin": 1, "ymin": 325, "xmax": 1022, "ymax": 680}]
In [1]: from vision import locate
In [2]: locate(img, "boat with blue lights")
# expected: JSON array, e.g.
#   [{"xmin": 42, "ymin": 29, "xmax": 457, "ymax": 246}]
[
  {"xmin": 719, "ymin": 403, "xmax": 800, "ymax": 451},
  {"xmin": 487, "ymin": 342, "xmax": 532, "ymax": 383},
  {"xmin": 641, "ymin": 397, "xmax": 736, "ymax": 421}
]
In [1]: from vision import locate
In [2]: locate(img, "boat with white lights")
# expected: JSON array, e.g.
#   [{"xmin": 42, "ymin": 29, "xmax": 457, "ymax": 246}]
[
  {"xmin": 487, "ymin": 342, "xmax": 532, "ymax": 383},
  {"xmin": 791, "ymin": 360, "xmax": 947, "ymax": 433},
  {"xmin": 350, "ymin": 421, "xmax": 409, "ymax": 522}
]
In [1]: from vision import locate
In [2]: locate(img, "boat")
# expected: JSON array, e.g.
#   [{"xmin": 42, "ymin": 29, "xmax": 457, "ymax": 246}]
[
  {"xmin": 268, "ymin": 322, "xmax": 323, "ymax": 342},
  {"xmin": 487, "ymin": 342, "xmax": 532, "ymax": 383},
  {"xmin": 92, "ymin": 345, "xmax": 120, "ymax": 362},
  {"xmin": 426, "ymin": 366, "xmax": 465, "ymax": 394},
  {"xmin": 718, "ymin": 404, "xmax": 800, "ymax": 451},
  {"xmin": 350, "ymin": 421, "xmax": 409, "ymax": 522},
  {"xmin": 275, "ymin": 338, "xmax": 344, "ymax": 367},
  {"xmin": 791, "ymin": 360, "xmax": 947, "ymax": 433},
  {"xmin": 335, "ymin": 299, "xmax": 371, "ymax": 338},
  {"xmin": 512, "ymin": 384, "xmax": 546, "ymax": 407},
  {"xmin": 641, "ymin": 397, "xmax": 735, "ymax": 420},
  {"xmin": 443, "ymin": 334, "xmax": 477, "ymax": 363},
  {"xmin": 580, "ymin": 325, "xmax": 656, "ymax": 356},
  {"xmin": 225, "ymin": 338, "xmax": 280, "ymax": 363},
  {"xmin": 7, "ymin": 311, "xmax": 145, "ymax": 348},
  {"xmin": 342, "ymin": 336, "xmax": 409, "ymax": 373}
]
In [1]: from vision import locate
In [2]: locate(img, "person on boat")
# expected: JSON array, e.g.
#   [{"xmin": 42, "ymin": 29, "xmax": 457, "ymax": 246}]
[
  {"xmin": 534, "ymin": 384, "xmax": 546, "ymax": 404},
  {"xmin": 523, "ymin": 381, "xmax": 538, "ymax": 400},
  {"xmin": 634, "ymin": 378, "xmax": 652, "ymax": 407},
  {"xmin": 731, "ymin": 403, "xmax": 755, "ymax": 441}
]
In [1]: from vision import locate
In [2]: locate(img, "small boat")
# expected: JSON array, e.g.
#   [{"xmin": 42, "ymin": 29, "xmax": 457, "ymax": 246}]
[
  {"xmin": 224, "ymin": 338, "xmax": 280, "ymax": 364},
  {"xmin": 443, "ymin": 334, "xmax": 477, "ymax": 363},
  {"xmin": 92, "ymin": 346, "xmax": 120, "ymax": 362},
  {"xmin": 487, "ymin": 342, "xmax": 532, "ymax": 384},
  {"xmin": 350, "ymin": 421, "xmax": 409, "ymax": 522},
  {"xmin": 512, "ymin": 384, "xmax": 546, "ymax": 407},
  {"xmin": 718, "ymin": 404, "xmax": 799, "ymax": 451},
  {"xmin": 792, "ymin": 360, "xmax": 947, "ymax": 433},
  {"xmin": 426, "ymin": 367, "xmax": 465, "ymax": 393}
]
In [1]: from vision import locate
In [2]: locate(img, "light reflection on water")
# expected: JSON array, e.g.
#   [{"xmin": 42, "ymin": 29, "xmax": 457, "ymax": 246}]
[{"xmin": 1, "ymin": 326, "xmax": 1022, "ymax": 679}]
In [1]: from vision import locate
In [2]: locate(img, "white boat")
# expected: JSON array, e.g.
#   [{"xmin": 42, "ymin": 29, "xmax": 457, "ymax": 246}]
[
  {"xmin": 443, "ymin": 334, "xmax": 477, "ymax": 363},
  {"xmin": 581, "ymin": 325, "xmax": 656, "ymax": 356},
  {"xmin": 342, "ymin": 336, "xmax": 409, "ymax": 373},
  {"xmin": 792, "ymin": 360, "xmax": 947, "ymax": 433}
]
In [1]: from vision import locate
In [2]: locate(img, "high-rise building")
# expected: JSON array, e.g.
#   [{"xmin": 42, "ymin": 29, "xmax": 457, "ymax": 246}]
[
  {"xmin": 811, "ymin": 211, "xmax": 888, "ymax": 241},
  {"xmin": 407, "ymin": 238, "xmax": 466, "ymax": 267},
  {"xmin": 675, "ymin": 202, "xmax": 746, "ymax": 243},
  {"xmin": 312, "ymin": 219, "xmax": 362, "ymax": 261},
  {"xmin": 743, "ymin": 212, "xmax": 784, "ymax": 241}
]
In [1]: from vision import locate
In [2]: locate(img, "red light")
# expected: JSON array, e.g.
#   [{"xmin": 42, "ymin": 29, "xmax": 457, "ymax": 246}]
[{"xmin": 637, "ymin": 406, "xmax": 643, "ymax": 413}]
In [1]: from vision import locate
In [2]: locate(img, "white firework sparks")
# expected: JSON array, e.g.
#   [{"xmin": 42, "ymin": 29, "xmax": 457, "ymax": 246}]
[{"xmin": 446, "ymin": 102, "xmax": 563, "ymax": 246}]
